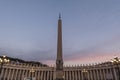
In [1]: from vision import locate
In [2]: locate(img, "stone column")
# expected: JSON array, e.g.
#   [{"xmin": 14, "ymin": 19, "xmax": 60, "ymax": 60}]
[
  {"xmin": 72, "ymin": 70, "xmax": 74, "ymax": 80},
  {"xmin": 51, "ymin": 71, "xmax": 54, "ymax": 80},
  {"xmin": 96, "ymin": 69, "xmax": 100, "ymax": 80},
  {"xmin": 81, "ymin": 70, "xmax": 83, "ymax": 80},
  {"xmin": 0, "ymin": 68, "xmax": 4, "ymax": 79},
  {"xmin": 102, "ymin": 69, "xmax": 106, "ymax": 80},
  {"xmin": 44, "ymin": 71, "xmax": 46, "ymax": 80},
  {"xmin": 100, "ymin": 69, "xmax": 103, "ymax": 80},
  {"xmin": 49, "ymin": 71, "xmax": 52, "ymax": 80},
  {"xmin": 25, "ymin": 70, "xmax": 28, "ymax": 78},
  {"xmin": 52, "ymin": 71, "xmax": 54, "ymax": 80},
  {"xmin": 75, "ymin": 70, "xmax": 78, "ymax": 80},
  {"xmin": 64, "ymin": 71, "xmax": 66, "ymax": 80},
  {"xmin": 87, "ymin": 70, "xmax": 90, "ymax": 80},
  {"xmin": 47, "ymin": 71, "xmax": 49, "ymax": 80},
  {"xmin": 21, "ymin": 70, "xmax": 23, "ymax": 80},
  {"xmin": 91, "ymin": 70, "xmax": 94, "ymax": 80},
  {"xmin": 37, "ymin": 70, "xmax": 40, "ymax": 80},
  {"xmin": 70, "ymin": 71, "xmax": 72, "ymax": 80},
  {"xmin": 68, "ymin": 71, "xmax": 70, "ymax": 80},
  {"xmin": 16, "ymin": 69, "xmax": 20, "ymax": 80},
  {"xmin": 13, "ymin": 69, "xmax": 18, "ymax": 80},
  {"xmin": 109, "ymin": 68, "xmax": 114, "ymax": 80},
  {"xmin": 41, "ymin": 71, "xmax": 43, "ymax": 80},
  {"xmin": 88, "ymin": 70, "xmax": 91, "ymax": 80},
  {"xmin": 113, "ymin": 67, "xmax": 117, "ymax": 80},
  {"xmin": 7, "ymin": 68, "xmax": 11, "ymax": 80},
  {"xmin": 22, "ymin": 70, "xmax": 25, "ymax": 80},
  {"xmin": 66, "ymin": 71, "xmax": 68, "ymax": 80},
  {"xmin": 28, "ymin": 69, "xmax": 31, "ymax": 78},
  {"xmin": 34, "ymin": 70, "xmax": 37, "ymax": 80},
  {"xmin": 4, "ymin": 68, "xmax": 8, "ymax": 80},
  {"xmin": 99, "ymin": 69, "xmax": 101, "ymax": 80},
  {"xmin": 11, "ymin": 69, "xmax": 15, "ymax": 80},
  {"xmin": 18, "ymin": 69, "xmax": 22, "ymax": 80},
  {"xmin": 93, "ymin": 70, "xmax": 96, "ymax": 80},
  {"xmin": 106, "ymin": 68, "xmax": 109, "ymax": 80},
  {"xmin": 78, "ymin": 71, "xmax": 80, "ymax": 80}
]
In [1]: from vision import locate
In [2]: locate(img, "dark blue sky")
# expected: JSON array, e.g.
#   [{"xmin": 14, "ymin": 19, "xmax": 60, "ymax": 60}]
[{"xmin": 0, "ymin": 0, "xmax": 120, "ymax": 65}]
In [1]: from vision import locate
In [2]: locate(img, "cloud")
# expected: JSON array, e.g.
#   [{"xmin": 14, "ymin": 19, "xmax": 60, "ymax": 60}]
[
  {"xmin": 0, "ymin": 46, "xmax": 56, "ymax": 61},
  {"xmin": 62, "ymin": 35, "xmax": 120, "ymax": 65},
  {"xmin": 0, "ymin": 35, "xmax": 120, "ymax": 65}
]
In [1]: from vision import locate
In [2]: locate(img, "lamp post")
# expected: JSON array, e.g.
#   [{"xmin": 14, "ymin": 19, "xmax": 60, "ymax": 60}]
[
  {"xmin": 0, "ymin": 55, "xmax": 10, "ymax": 75},
  {"xmin": 82, "ymin": 69, "xmax": 88, "ymax": 80},
  {"xmin": 30, "ymin": 67, "xmax": 35, "ymax": 80},
  {"xmin": 111, "ymin": 57, "xmax": 120, "ymax": 80}
]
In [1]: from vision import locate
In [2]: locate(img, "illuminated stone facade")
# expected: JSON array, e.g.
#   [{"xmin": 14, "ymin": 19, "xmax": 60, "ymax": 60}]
[{"xmin": 0, "ymin": 60, "xmax": 120, "ymax": 80}]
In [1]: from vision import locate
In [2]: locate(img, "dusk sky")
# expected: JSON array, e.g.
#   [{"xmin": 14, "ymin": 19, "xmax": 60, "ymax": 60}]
[{"xmin": 0, "ymin": 0, "xmax": 120, "ymax": 65}]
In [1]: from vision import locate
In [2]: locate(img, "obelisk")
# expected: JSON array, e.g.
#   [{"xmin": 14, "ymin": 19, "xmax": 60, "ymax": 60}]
[{"xmin": 55, "ymin": 14, "xmax": 64, "ymax": 80}]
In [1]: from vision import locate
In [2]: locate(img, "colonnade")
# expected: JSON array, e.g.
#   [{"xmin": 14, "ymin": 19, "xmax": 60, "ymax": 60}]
[
  {"xmin": 0, "ymin": 62, "xmax": 120, "ymax": 80},
  {"xmin": 63, "ymin": 63, "xmax": 120, "ymax": 80},
  {"xmin": 0, "ymin": 64, "xmax": 54, "ymax": 80},
  {"xmin": 64, "ymin": 68, "xmax": 114, "ymax": 80}
]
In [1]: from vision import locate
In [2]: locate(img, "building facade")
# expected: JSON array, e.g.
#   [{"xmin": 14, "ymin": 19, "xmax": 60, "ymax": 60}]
[
  {"xmin": 0, "ymin": 60, "xmax": 120, "ymax": 80},
  {"xmin": 0, "ymin": 16, "xmax": 120, "ymax": 80}
]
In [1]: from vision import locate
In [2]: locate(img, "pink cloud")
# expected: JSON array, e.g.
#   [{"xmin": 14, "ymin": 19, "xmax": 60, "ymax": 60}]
[{"xmin": 43, "ymin": 52, "xmax": 120, "ymax": 66}]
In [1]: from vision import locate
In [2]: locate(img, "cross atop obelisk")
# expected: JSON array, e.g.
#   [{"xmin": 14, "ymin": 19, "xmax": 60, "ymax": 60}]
[{"xmin": 55, "ymin": 14, "xmax": 64, "ymax": 80}]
